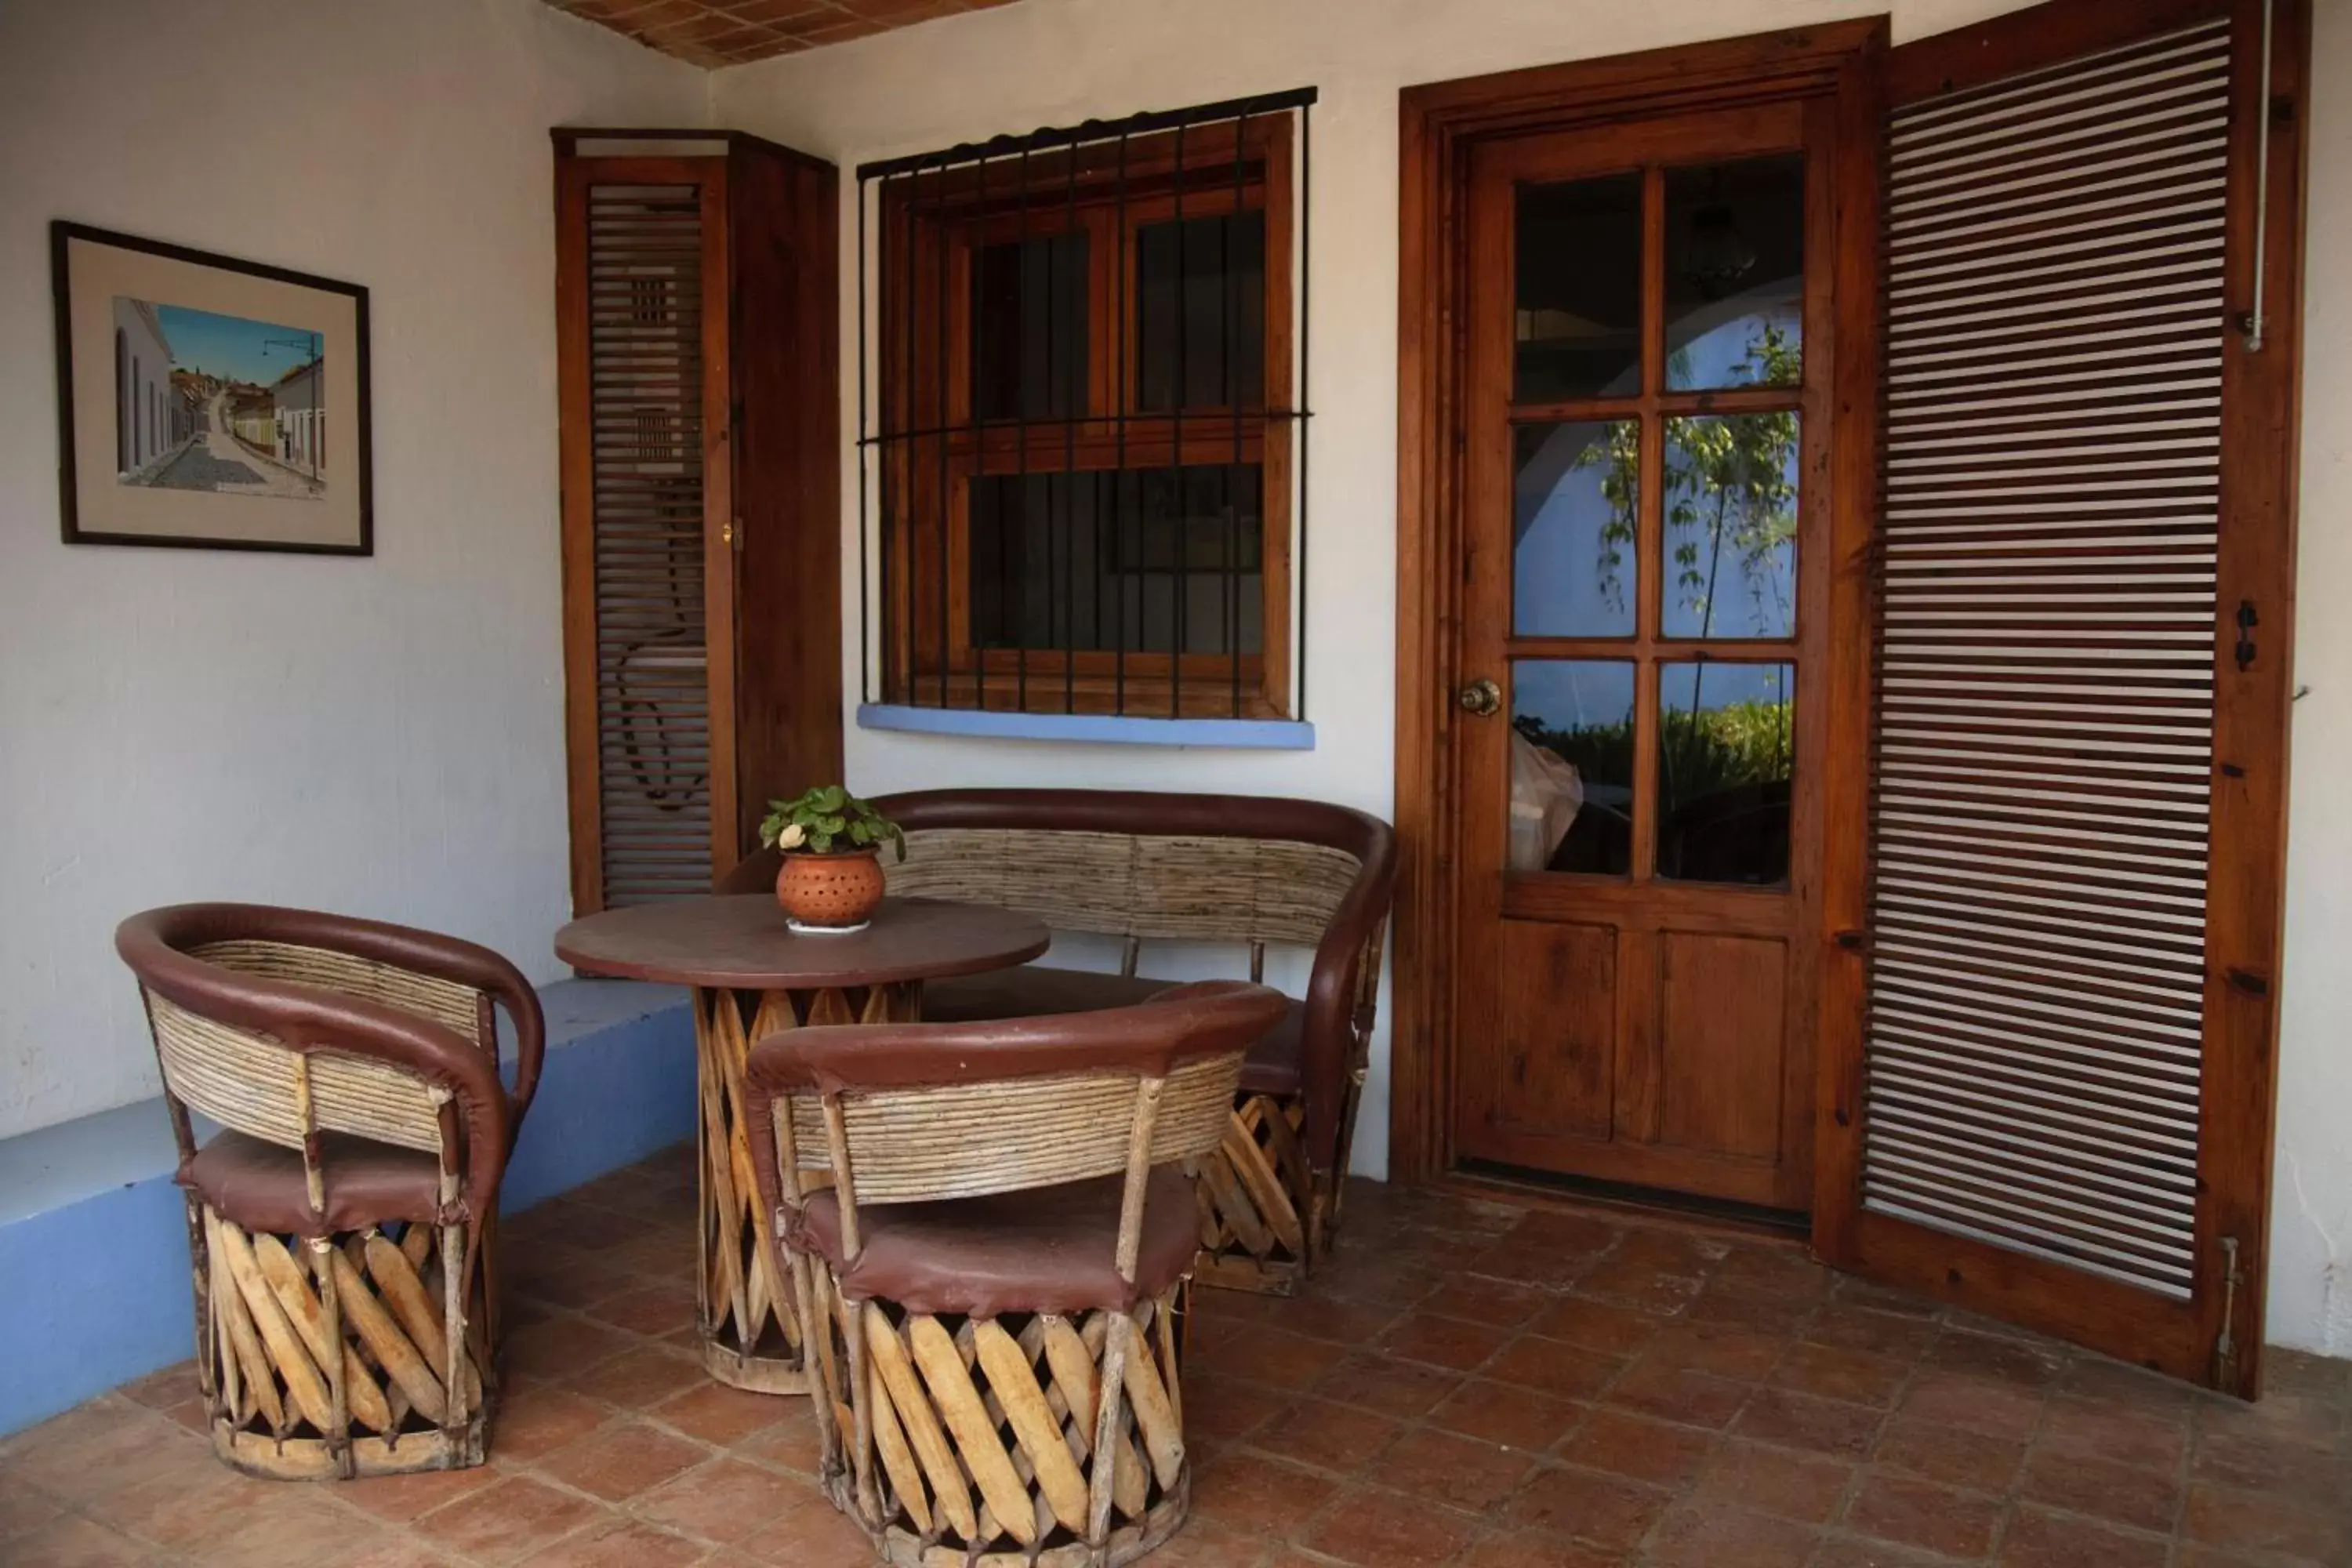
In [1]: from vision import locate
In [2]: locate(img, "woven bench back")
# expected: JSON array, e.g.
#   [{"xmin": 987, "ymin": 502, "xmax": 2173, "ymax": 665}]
[
  {"xmin": 141, "ymin": 940, "xmax": 473, "ymax": 1155},
  {"xmin": 886, "ymin": 829, "xmax": 1362, "ymax": 950},
  {"xmin": 788, "ymin": 1051, "xmax": 1243, "ymax": 1205}
]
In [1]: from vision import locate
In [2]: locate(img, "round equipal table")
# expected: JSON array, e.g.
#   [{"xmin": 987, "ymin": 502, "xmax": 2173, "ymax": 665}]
[{"xmin": 554, "ymin": 894, "xmax": 1049, "ymax": 1394}]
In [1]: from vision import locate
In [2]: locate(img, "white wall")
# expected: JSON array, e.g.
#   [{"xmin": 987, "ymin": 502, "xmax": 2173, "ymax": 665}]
[
  {"xmin": 713, "ymin": 0, "xmax": 2352, "ymax": 1356},
  {"xmin": 0, "ymin": 0, "xmax": 706, "ymax": 1138}
]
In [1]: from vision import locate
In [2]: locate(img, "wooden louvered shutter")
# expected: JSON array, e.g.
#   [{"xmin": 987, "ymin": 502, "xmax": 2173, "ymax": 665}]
[
  {"xmin": 1814, "ymin": 0, "xmax": 2306, "ymax": 1393},
  {"xmin": 557, "ymin": 159, "xmax": 737, "ymax": 913}
]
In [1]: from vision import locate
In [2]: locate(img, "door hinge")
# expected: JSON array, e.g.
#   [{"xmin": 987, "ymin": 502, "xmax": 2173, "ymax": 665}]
[{"xmin": 2235, "ymin": 601, "xmax": 2258, "ymax": 671}]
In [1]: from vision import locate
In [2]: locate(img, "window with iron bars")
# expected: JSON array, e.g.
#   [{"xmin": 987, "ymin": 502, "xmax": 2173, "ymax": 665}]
[{"xmin": 857, "ymin": 90, "xmax": 1313, "ymax": 721}]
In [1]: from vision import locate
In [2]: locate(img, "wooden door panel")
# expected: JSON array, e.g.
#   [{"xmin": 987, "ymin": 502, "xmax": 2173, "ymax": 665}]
[
  {"xmin": 1657, "ymin": 931, "xmax": 1787, "ymax": 1163},
  {"xmin": 1486, "ymin": 919, "xmax": 1617, "ymax": 1141}
]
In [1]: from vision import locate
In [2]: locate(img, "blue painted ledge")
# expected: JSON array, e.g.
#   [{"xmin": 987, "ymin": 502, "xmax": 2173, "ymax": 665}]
[
  {"xmin": 0, "ymin": 978, "xmax": 696, "ymax": 1437},
  {"xmin": 858, "ymin": 702, "xmax": 1316, "ymax": 750}
]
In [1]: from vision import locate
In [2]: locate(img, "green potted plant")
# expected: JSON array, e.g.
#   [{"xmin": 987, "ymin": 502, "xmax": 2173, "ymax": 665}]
[{"xmin": 759, "ymin": 785, "xmax": 906, "ymax": 933}]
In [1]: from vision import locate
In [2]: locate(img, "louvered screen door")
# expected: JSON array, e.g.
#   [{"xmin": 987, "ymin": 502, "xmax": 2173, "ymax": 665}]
[
  {"xmin": 1813, "ymin": 0, "xmax": 2305, "ymax": 1393},
  {"xmin": 557, "ymin": 158, "xmax": 737, "ymax": 911}
]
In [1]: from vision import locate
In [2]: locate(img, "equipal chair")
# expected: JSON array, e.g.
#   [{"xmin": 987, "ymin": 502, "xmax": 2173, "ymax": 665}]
[
  {"xmin": 743, "ymin": 980, "xmax": 1290, "ymax": 1568},
  {"xmin": 114, "ymin": 903, "xmax": 543, "ymax": 1479}
]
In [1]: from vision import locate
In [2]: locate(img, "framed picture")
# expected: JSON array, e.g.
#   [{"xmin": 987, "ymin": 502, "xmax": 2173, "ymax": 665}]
[{"xmin": 52, "ymin": 221, "xmax": 372, "ymax": 554}]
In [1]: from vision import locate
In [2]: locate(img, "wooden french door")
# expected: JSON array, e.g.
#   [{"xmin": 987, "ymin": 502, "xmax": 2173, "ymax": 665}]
[
  {"xmin": 1446, "ymin": 95, "xmax": 1860, "ymax": 1213},
  {"xmin": 1811, "ymin": 0, "xmax": 2305, "ymax": 1395}
]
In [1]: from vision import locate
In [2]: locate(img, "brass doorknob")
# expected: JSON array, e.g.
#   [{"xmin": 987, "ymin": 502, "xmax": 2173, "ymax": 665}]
[{"xmin": 1458, "ymin": 677, "xmax": 1502, "ymax": 717}]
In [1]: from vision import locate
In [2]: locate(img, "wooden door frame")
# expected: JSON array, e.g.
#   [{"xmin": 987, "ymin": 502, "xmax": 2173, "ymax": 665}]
[{"xmin": 1391, "ymin": 20, "xmax": 1887, "ymax": 1186}]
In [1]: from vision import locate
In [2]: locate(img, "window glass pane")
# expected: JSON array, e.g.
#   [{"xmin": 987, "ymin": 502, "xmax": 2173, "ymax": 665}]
[
  {"xmin": 1514, "ymin": 420, "xmax": 1637, "ymax": 638},
  {"xmin": 1664, "ymin": 155, "xmax": 1802, "ymax": 391},
  {"xmin": 1138, "ymin": 211, "xmax": 1264, "ymax": 411},
  {"xmin": 1656, "ymin": 661, "xmax": 1793, "ymax": 885},
  {"xmin": 1661, "ymin": 413, "xmax": 1798, "ymax": 640},
  {"xmin": 1515, "ymin": 172, "xmax": 1642, "ymax": 403},
  {"xmin": 970, "ymin": 464, "xmax": 1261, "ymax": 655},
  {"xmin": 972, "ymin": 230, "xmax": 1088, "ymax": 421},
  {"xmin": 1511, "ymin": 660, "xmax": 1634, "ymax": 876}
]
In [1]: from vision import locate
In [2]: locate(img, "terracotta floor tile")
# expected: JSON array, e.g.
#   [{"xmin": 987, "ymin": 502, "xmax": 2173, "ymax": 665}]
[
  {"xmin": 1690, "ymin": 1438, "xmax": 1853, "ymax": 1523},
  {"xmin": 1709, "ymin": 1245, "xmax": 1835, "ymax": 1303},
  {"xmin": 565, "ymin": 1343, "xmax": 710, "ymax": 1410},
  {"xmin": 1418, "ymin": 1276, "xmax": 1550, "ymax": 1329},
  {"xmin": 191, "ymin": 1490, "xmax": 407, "ymax": 1567},
  {"xmin": 2017, "ymin": 1449, "xmax": 2180, "ymax": 1533},
  {"xmin": 521, "ymin": 1515, "xmax": 707, "ymax": 1566},
  {"xmin": 1427, "ymin": 1380, "xmax": 1585, "ymax": 1451},
  {"xmin": 1184, "ymin": 1371, "xmax": 1298, "ymax": 1446},
  {"xmin": 1480, "ymin": 1337, "xmax": 1622, "ymax": 1403},
  {"xmin": 0, "ymin": 1472, "xmax": 67, "ymax": 1539},
  {"xmin": 653, "ymin": 1381, "xmax": 794, "ymax": 1448},
  {"xmin": 1926, "ymin": 1328, "xmax": 2067, "ymax": 1390},
  {"xmin": 726, "ymin": 1483, "xmax": 869, "ymax": 1566},
  {"xmin": 537, "ymin": 1419, "xmax": 707, "ymax": 1501},
  {"xmin": 1555, "ymin": 1408, "xmax": 1714, "ymax": 1487},
  {"xmin": 584, "ymin": 1282, "xmax": 702, "ymax": 1339},
  {"xmin": 1897, "ymin": 1370, "xmax": 2048, "ymax": 1442},
  {"xmin": 1300, "ymin": 1483, "xmax": 1481, "ymax": 1566},
  {"xmin": 1842, "ymin": 1469, "xmax": 2004, "ymax": 1559},
  {"xmin": 1503, "ymin": 1209, "xmax": 1623, "ymax": 1258},
  {"xmin": 6, "ymin": 1514, "xmax": 156, "ymax": 1566},
  {"xmin": 503, "ymin": 1315, "xmax": 637, "ymax": 1383},
  {"xmin": 1147, "ymin": 1515, "xmax": 1287, "ymax": 1568},
  {"xmin": 733, "ymin": 1407, "xmax": 824, "ymax": 1474},
  {"xmin": 1201, "ymin": 1326, "xmax": 1352, "ymax": 1391},
  {"xmin": 1366, "ymin": 1425, "xmax": 1537, "ymax": 1511},
  {"xmin": 1190, "ymin": 1452, "xmax": 1343, "ymax": 1535},
  {"xmin": 2037, "ymin": 1396, "xmax": 2188, "ymax": 1472},
  {"xmin": 1503, "ymin": 1464, "xmax": 1671, "ymax": 1550},
  {"xmin": 1523, "ymin": 1298, "xmax": 1663, "ymax": 1359},
  {"xmin": 1639, "ymin": 1320, "xmax": 1791, "ymax": 1382},
  {"xmin": 1380, "ymin": 1311, "xmax": 1504, "ymax": 1373},
  {"xmin": 1998, "ymin": 1505, "xmax": 2171, "ymax": 1568},
  {"xmin": 1611, "ymin": 1229, "xmax": 1729, "ymax": 1275},
  {"xmin": 2058, "ymin": 1357, "xmax": 2197, "ymax": 1410},
  {"xmin": 332, "ymin": 1459, "xmax": 504, "ymax": 1523},
  {"xmin": 1458, "ymin": 1525, "xmax": 1625, "ymax": 1568},
  {"xmin": 2180, "ymin": 1479, "xmax": 2351, "ymax": 1564},
  {"xmin": 413, "ymin": 1473, "xmax": 610, "ymax": 1564},
  {"xmin": 1603, "ymin": 1362, "xmax": 1751, "ymax": 1430},
  {"xmin": 2190, "ymin": 1420, "xmax": 2345, "ymax": 1494},
  {"xmin": 114, "ymin": 1364, "xmax": 199, "ymax": 1413},
  {"xmin": 1272, "ymin": 1296, "xmax": 1403, "ymax": 1348},
  {"xmin": 1681, "ymin": 1285, "xmax": 1822, "ymax": 1334},
  {"xmin": 1806, "ymin": 1305, "xmax": 1943, "ymax": 1361},
  {"xmin": 0, "ymin": 1403, "xmax": 192, "ymax": 1508},
  {"xmin": 1871, "ymin": 1414, "xmax": 2027, "ymax": 1492},
  {"xmin": 1255, "ymin": 1397, "xmax": 1406, "ymax": 1475},
  {"xmin": 1571, "ymin": 1256, "xmax": 1707, "ymax": 1315},
  {"xmin": 630, "ymin": 1457, "xmax": 802, "ymax": 1543},
  {"xmin": 1810, "ymin": 1536, "xmax": 1962, "ymax": 1568},
  {"xmin": 492, "ymin": 1385, "xmax": 618, "ymax": 1462},
  {"xmin": 1772, "ymin": 1342, "xmax": 1911, "ymax": 1409},
  {"xmin": 1734, "ymin": 1387, "xmax": 1886, "ymax": 1459},
  {"xmin": 1310, "ymin": 1352, "xmax": 1466, "ymax": 1420},
  {"xmin": 1645, "ymin": 1502, "xmax": 1820, "ymax": 1568},
  {"xmin": 87, "ymin": 1436, "xmax": 251, "ymax": 1549}
]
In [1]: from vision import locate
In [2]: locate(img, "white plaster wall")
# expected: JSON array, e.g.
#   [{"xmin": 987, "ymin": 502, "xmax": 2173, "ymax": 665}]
[
  {"xmin": 0, "ymin": 0, "xmax": 707, "ymax": 1138},
  {"xmin": 713, "ymin": 0, "xmax": 2352, "ymax": 1356}
]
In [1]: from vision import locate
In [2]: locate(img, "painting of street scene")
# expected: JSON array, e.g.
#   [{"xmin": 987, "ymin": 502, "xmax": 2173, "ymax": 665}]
[{"xmin": 113, "ymin": 299, "xmax": 325, "ymax": 499}]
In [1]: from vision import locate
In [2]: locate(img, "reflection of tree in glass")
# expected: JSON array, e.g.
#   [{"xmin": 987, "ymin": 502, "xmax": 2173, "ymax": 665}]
[
  {"xmin": 1576, "ymin": 328, "xmax": 1798, "ymax": 635},
  {"xmin": 1516, "ymin": 699, "xmax": 1790, "ymax": 800}
]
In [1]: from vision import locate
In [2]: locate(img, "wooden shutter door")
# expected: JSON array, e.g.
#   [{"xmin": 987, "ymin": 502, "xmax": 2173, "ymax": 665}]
[
  {"xmin": 1814, "ymin": 0, "xmax": 2306, "ymax": 1393},
  {"xmin": 557, "ymin": 157, "xmax": 738, "ymax": 913}
]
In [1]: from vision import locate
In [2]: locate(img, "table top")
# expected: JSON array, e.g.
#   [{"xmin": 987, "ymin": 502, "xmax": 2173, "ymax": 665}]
[{"xmin": 554, "ymin": 895, "xmax": 1050, "ymax": 992}]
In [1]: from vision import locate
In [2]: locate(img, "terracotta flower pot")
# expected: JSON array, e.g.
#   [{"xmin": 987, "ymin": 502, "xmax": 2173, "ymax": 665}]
[{"xmin": 775, "ymin": 847, "xmax": 886, "ymax": 932}]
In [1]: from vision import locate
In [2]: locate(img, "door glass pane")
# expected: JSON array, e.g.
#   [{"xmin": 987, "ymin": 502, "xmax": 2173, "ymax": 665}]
[
  {"xmin": 1656, "ymin": 662, "xmax": 1793, "ymax": 885},
  {"xmin": 1515, "ymin": 172, "xmax": 1642, "ymax": 402},
  {"xmin": 1662, "ymin": 413, "xmax": 1799, "ymax": 640},
  {"xmin": 1138, "ymin": 211, "xmax": 1265, "ymax": 411},
  {"xmin": 1511, "ymin": 660, "xmax": 1634, "ymax": 876},
  {"xmin": 973, "ymin": 230, "xmax": 1088, "ymax": 421},
  {"xmin": 1665, "ymin": 154, "xmax": 1803, "ymax": 390},
  {"xmin": 1514, "ymin": 420, "xmax": 1637, "ymax": 637}
]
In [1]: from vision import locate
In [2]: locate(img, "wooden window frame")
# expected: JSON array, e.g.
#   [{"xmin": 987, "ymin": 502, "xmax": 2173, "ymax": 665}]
[{"xmin": 876, "ymin": 118, "xmax": 1299, "ymax": 719}]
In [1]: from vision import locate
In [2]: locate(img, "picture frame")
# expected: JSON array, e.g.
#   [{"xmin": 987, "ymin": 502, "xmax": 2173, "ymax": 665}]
[{"xmin": 52, "ymin": 221, "xmax": 372, "ymax": 554}]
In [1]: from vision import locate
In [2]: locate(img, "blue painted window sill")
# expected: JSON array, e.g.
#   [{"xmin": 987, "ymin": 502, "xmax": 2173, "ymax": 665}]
[{"xmin": 858, "ymin": 703, "xmax": 1316, "ymax": 750}]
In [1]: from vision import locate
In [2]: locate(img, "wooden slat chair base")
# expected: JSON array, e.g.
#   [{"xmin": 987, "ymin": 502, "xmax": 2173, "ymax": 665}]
[
  {"xmin": 116, "ymin": 904, "xmax": 544, "ymax": 1481},
  {"xmin": 194, "ymin": 1206, "xmax": 492, "ymax": 1479},
  {"xmin": 810, "ymin": 1282, "xmax": 1192, "ymax": 1568}
]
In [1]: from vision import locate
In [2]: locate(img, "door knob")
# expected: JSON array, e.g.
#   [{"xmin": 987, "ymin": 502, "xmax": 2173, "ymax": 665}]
[{"xmin": 1458, "ymin": 677, "xmax": 1502, "ymax": 717}]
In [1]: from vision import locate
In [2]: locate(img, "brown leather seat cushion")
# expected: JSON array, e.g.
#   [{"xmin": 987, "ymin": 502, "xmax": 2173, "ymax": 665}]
[
  {"xmin": 785, "ymin": 1166, "xmax": 1201, "ymax": 1318},
  {"xmin": 922, "ymin": 965, "xmax": 1301, "ymax": 1096},
  {"xmin": 182, "ymin": 1130, "xmax": 445, "ymax": 1236}
]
